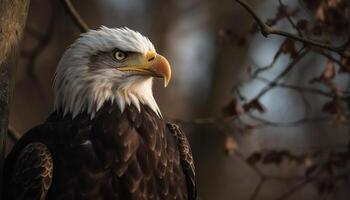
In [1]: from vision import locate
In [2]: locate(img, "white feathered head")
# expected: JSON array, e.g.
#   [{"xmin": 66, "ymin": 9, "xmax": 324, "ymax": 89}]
[{"xmin": 53, "ymin": 27, "xmax": 171, "ymax": 118}]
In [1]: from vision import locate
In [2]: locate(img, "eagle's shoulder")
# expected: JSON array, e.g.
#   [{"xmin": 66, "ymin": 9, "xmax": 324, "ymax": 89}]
[
  {"xmin": 3, "ymin": 114, "xmax": 68, "ymax": 200},
  {"xmin": 166, "ymin": 122, "xmax": 197, "ymax": 200},
  {"xmin": 4, "ymin": 141, "xmax": 53, "ymax": 200}
]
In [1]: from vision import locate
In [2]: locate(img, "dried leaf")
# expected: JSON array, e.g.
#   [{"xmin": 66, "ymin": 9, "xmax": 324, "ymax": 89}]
[
  {"xmin": 247, "ymin": 152, "xmax": 262, "ymax": 165},
  {"xmin": 296, "ymin": 19, "xmax": 309, "ymax": 31},
  {"xmin": 300, "ymin": 0, "xmax": 348, "ymax": 36},
  {"xmin": 266, "ymin": 5, "xmax": 298, "ymax": 26},
  {"xmin": 328, "ymin": 0, "xmax": 341, "ymax": 8},
  {"xmin": 279, "ymin": 39, "xmax": 298, "ymax": 58},
  {"xmin": 323, "ymin": 60, "xmax": 336, "ymax": 80},
  {"xmin": 322, "ymin": 98, "xmax": 340, "ymax": 114},
  {"xmin": 222, "ymin": 98, "xmax": 242, "ymax": 117},
  {"xmin": 263, "ymin": 150, "xmax": 284, "ymax": 165},
  {"xmin": 237, "ymin": 37, "xmax": 247, "ymax": 46},
  {"xmin": 304, "ymin": 157, "xmax": 313, "ymax": 168},
  {"xmin": 332, "ymin": 114, "xmax": 349, "ymax": 126},
  {"xmin": 243, "ymin": 99, "xmax": 265, "ymax": 113},
  {"xmin": 217, "ymin": 28, "xmax": 232, "ymax": 44},
  {"xmin": 225, "ymin": 136, "xmax": 238, "ymax": 155},
  {"xmin": 310, "ymin": 60, "xmax": 335, "ymax": 83},
  {"xmin": 317, "ymin": 180, "xmax": 335, "ymax": 194},
  {"xmin": 294, "ymin": 155, "xmax": 307, "ymax": 165},
  {"xmin": 340, "ymin": 57, "xmax": 350, "ymax": 73},
  {"xmin": 325, "ymin": 162, "xmax": 337, "ymax": 176},
  {"xmin": 315, "ymin": 2, "xmax": 325, "ymax": 21},
  {"xmin": 305, "ymin": 165, "xmax": 317, "ymax": 177}
]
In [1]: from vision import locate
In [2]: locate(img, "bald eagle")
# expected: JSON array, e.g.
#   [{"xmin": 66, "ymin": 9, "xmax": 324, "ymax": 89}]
[{"xmin": 3, "ymin": 27, "xmax": 196, "ymax": 200}]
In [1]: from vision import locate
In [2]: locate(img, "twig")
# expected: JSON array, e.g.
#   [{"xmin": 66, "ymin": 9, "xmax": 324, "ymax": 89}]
[
  {"xmin": 313, "ymin": 50, "xmax": 344, "ymax": 69},
  {"xmin": 249, "ymin": 114, "xmax": 329, "ymax": 128},
  {"xmin": 274, "ymin": 166, "xmax": 323, "ymax": 200},
  {"xmin": 168, "ymin": 115, "xmax": 239, "ymax": 126},
  {"xmin": 254, "ymin": 47, "xmax": 308, "ymax": 100},
  {"xmin": 278, "ymin": 0, "xmax": 303, "ymax": 36},
  {"xmin": 299, "ymin": 90, "xmax": 312, "ymax": 115},
  {"xmin": 252, "ymin": 49, "xmax": 282, "ymax": 77},
  {"xmin": 8, "ymin": 125, "xmax": 21, "ymax": 141},
  {"xmin": 60, "ymin": 0, "xmax": 89, "ymax": 32},
  {"xmin": 249, "ymin": 177, "xmax": 265, "ymax": 200},
  {"xmin": 234, "ymin": 0, "xmax": 350, "ymax": 58},
  {"xmin": 255, "ymin": 76, "xmax": 347, "ymax": 101},
  {"xmin": 169, "ymin": 117, "xmax": 221, "ymax": 125},
  {"xmin": 235, "ymin": 150, "xmax": 265, "ymax": 176}
]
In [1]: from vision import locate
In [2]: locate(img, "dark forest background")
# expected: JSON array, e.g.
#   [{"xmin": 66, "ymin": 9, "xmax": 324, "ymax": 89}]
[{"xmin": 1, "ymin": 0, "xmax": 350, "ymax": 199}]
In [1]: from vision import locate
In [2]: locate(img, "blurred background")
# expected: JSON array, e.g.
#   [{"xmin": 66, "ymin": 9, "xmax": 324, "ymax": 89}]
[{"xmin": 7, "ymin": 0, "xmax": 350, "ymax": 199}]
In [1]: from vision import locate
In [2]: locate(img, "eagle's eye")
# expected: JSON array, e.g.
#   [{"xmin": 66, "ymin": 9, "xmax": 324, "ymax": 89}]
[{"xmin": 113, "ymin": 50, "xmax": 127, "ymax": 61}]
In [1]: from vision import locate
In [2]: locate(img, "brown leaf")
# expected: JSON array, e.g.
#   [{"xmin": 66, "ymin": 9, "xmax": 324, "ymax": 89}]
[
  {"xmin": 225, "ymin": 136, "xmax": 238, "ymax": 156},
  {"xmin": 317, "ymin": 180, "xmax": 335, "ymax": 194},
  {"xmin": 237, "ymin": 37, "xmax": 247, "ymax": 46},
  {"xmin": 279, "ymin": 39, "xmax": 298, "ymax": 58},
  {"xmin": 315, "ymin": 2, "xmax": 325, "ymax": 21},
  {"xmin": 261, "ymin": 150, "xmax": 300, "ymax": 165},
  {"xmin": 328, "ymin": 0, "xmax": 341, "ymax": 8},
  {"xmin": 325, "ymin": 162, "xmax": 337, "ymax": 177},
  {"xmin": 310, "ymin": 60, "xmax": 336, "ymax": 83},
  {"xmin": 262, "ymin": 150, "xmax": 286, "ymax": 165},
  {"xmin": 247, "ymin": 152, "xmax": 262, "ymax": 165},
  {"xmin": 296, "ymin": 19, "xmax": 309, "ymax": 31},
  {"xmin": 304, "ymin": 157, "xmax": 313, "ymax": 168},
  {"xmin": 323, "ymin": 60, "xmax": 336, "ymax": 80},
  {"xmin": 332, "ymin": 114, "xmax": 349, "ymax": 127},
  {"xmin": 347, "ymin": 97, "xmax": 350, "ymax": 113},
  {"xmin": 340, "ymin": 57, "xmax": 350, "ymax": 73},
  {"xmin": 217, "ymin": 28, "xmax": 232, "ymax": 44},
  {"xmin": 222, "ymin": 98, "xmax": 242, "ymax": 117},
  {"xmin": 322, "ymin": 98, "xmax": 340, "ymax": 114},
  {"xmin": 305, "ymin": 165, "xmax": 317, "ymax": 177},
  {"xmin": 266, "ymin": 5, "xmax": 298, "ymax": 26},
  {"xmin": 294, "ymin": 155, "xmax": 307, "ymax": 165},
  {"xmin": 243, "ymin": 99, "xmax": 265, "ymax": 113}
]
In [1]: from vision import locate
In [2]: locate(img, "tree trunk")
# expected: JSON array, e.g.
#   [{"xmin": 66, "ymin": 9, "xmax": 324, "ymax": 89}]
[{"xmin": 0, "ymin": 0, "xmax": 30, "ymax": 194}]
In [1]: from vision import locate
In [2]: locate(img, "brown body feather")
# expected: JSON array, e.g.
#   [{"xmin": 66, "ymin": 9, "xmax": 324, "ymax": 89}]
[{"xmin": 3, "ymin": 104, "xmax": 196, "ymax": 200}]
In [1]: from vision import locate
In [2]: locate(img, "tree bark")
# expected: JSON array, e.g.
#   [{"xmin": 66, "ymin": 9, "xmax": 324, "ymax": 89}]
[{"xmin": 0, "ymin": 0, "xmax": 30, "ymax": 194}]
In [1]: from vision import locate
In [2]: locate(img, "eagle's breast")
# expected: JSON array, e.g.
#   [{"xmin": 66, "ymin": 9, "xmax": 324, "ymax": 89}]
[{"xmin": 46, "ymin": 103, "xmax": 188, "ymax": 200}]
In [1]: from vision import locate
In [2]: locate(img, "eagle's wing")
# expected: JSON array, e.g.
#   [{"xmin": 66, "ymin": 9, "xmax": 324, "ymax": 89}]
[
  {"xmin": 166, "ymin": 123, "xmax": 197, "ymax": 200},
  {"xmin": 8, "ymin": 142, "xmax": 53, "ymax": 200}
]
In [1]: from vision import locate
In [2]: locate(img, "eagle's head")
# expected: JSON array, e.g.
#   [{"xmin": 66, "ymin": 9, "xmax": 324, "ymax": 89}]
[{"xmin": 53, "ymin": 26, "xmax": 171, "ymax": 118}]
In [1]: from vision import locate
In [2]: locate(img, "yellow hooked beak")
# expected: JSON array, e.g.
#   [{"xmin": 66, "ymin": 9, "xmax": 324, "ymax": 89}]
[{"xmin": 118, "ymin": 52, "xmax": 171, "ymax": 87}]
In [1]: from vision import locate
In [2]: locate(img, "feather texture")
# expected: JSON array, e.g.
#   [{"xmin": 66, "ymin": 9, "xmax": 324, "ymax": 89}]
[
  {"xmin": 3, "ymin": 104, "xmax": 196, "ymax": 200},
  {"xmin": 4, "ymin": 143, "xmax": 53, "ymax": 200}
]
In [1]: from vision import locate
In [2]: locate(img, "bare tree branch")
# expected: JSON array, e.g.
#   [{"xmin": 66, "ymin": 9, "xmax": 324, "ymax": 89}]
[
  {"xmin": 249, "ymin": 114, "xmax": 329, "ymax": 128},
  {"xmin": 254, "ymin": 47, "xmax": 308, "ymax": 100},
  {"xmin": 274, "ymin": 166, "xmax": 323, "ymax": 200},
  {"xmin": 252, "ymin": 49, "xmax": 282, "ymax": 77},
  {"xmin": 8, "ymin": 125, "xmax": 20, "ymax": 141},
  {"xmin": 234, "ymin": 0, "xmax": 350, "ymax": 58},
  {"xmin": 249, "ymin": 177, "xmax": 265, "ymax": 200},
  {"xmin": 60, "ymin": 0, "xmax": 89, "ymax": 32},
  {"xmin": 255, "ymin": 76, "xmax": 347, "ymax": 101},
  {"xmin": 278, "ymin": 0, "xmax": 303, "ymax": 36}
]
